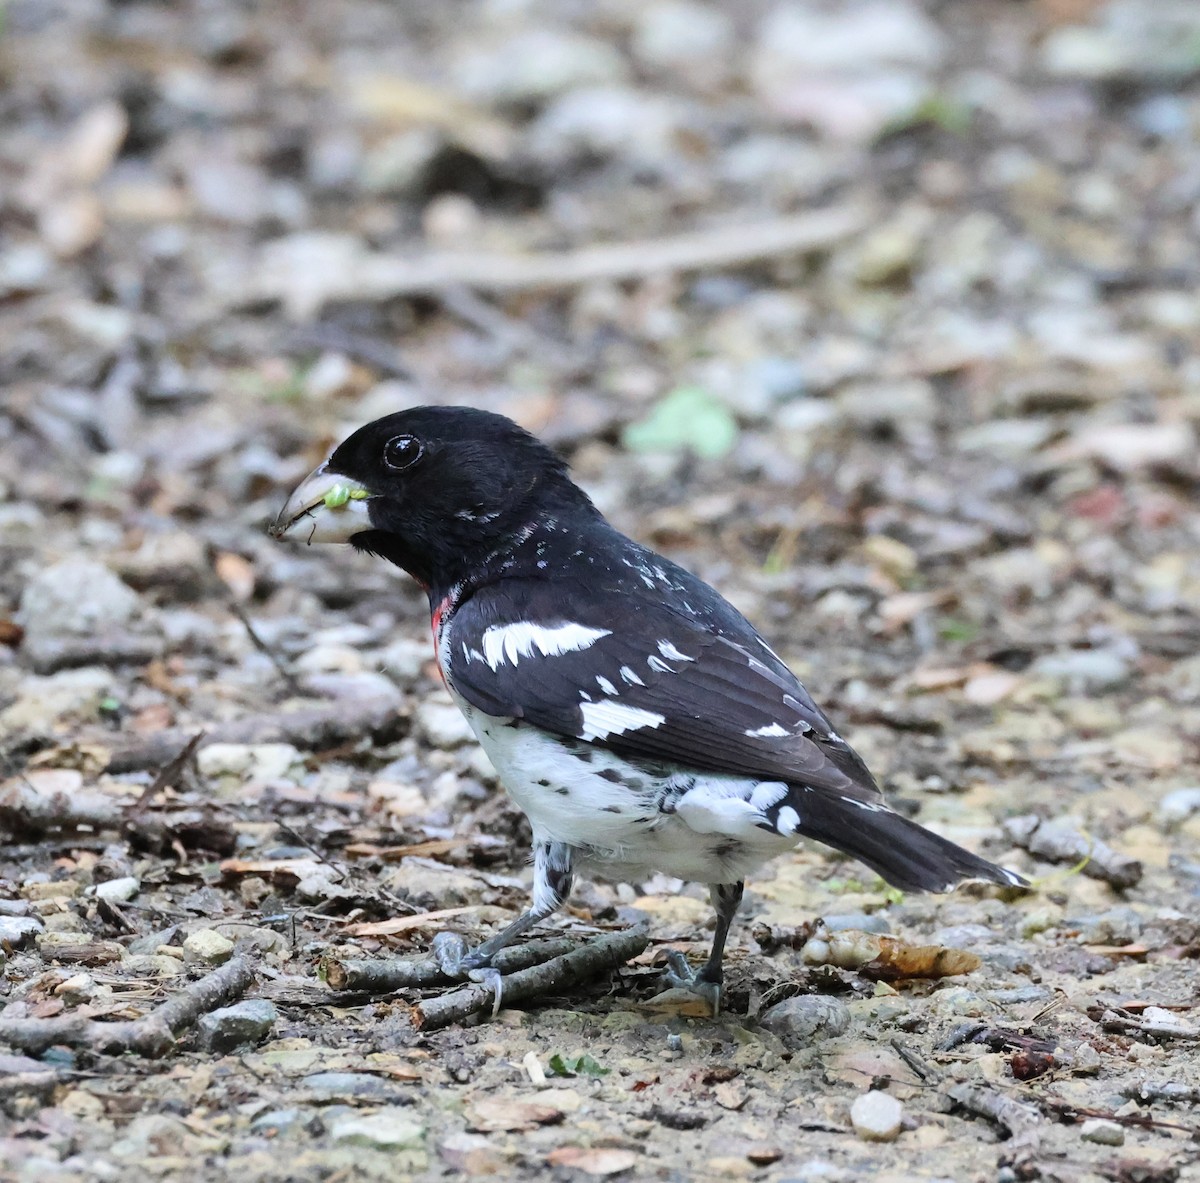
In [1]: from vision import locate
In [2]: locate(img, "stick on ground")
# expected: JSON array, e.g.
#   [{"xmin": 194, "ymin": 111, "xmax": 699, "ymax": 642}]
[
  {"xmin": 0, "ymin": 955, "xmax": 255, "ymax": 1057},
  {"xmin": 126, "ymin": 731, "xmax": 206, "ymax": 817},
  {"xmin": 325, "ymin": 936, "xmax": 581, "ymax": 993},
  {"xmin": 104, "ymin": 697, "xmax": 406, "ymax": 773},
  {"xmin": 946, "ymin": 1082, "xmax": 1042, "ymax": 1177},
  {"xmin": 414, "ymin": 928, "xmax": 650, "ymax": 1031}
]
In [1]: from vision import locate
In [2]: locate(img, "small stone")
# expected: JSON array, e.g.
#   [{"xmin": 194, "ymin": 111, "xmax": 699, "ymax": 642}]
[
  {"xmin": 196, "ymin": 1000, "xmax": 277, "ymax": 1053},
  {"xmin": 759, "ymin": 995, "xmax": 851, "ymax": 1046},
  {"xmin": 330, "ymin": 1108, "xmax": 425, "ymax": 1151},
  {"xmin": 182, "ymin": 929, "xmax": 235, "ymax": 965},
  {"xmin": 1075, "ymin": 906, "xmax": 1143, "ymax": 946},
  {"xmin": 196, "ymin": 742, "xmax": 303, "ymax": 780},
  {"xmin": 1032, "ymin": 649, "xmax": 1130, "ymax": 691},
  {"xmin": 1071, "ymin": 1043, "xmax": 1102, "ymax": 1075},
  {"xmin": 16, "ymin": 559, "xmax": 141, "ymax": 639},
  {"xmin": 1079, "ymin": 1118, "xmax": 1124, "ymax": 1146},
  {"xmin": 1159, "ymin": 787, "xmax": 1200, "ymax": 827},
  {"xmin": 300, "ymin": 1072, "xmax": 411, "ymax": 1103},
  {"xmin": 850, "ymin": 1089, "xmax": 903, "ymax": 1142},
  {"xmin": 94, "ymin": 877, "xmax": 140, "ymax": 903},
  {"xmin": 413, "ymin": 700, "xmax": 475, "ymax": 749},
  {"xmin": 0, "ymin": 917, "xmax": 43, "ymax": 949},
  {"xmin": 821, "ymin": 913, "xmax": 891, "ymax": 934},
  {"xmin": 250, "ymin": 1108, "xmax": 303, "ymax": 1135}
]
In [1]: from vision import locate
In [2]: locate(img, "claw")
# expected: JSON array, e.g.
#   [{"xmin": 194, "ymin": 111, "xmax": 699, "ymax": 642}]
[
  {"xmin": 468, "ymin": 965, "xmax": 505, "ymax": 1016},
  {"xmin": 661, "ymin": 950, "xmax": 723, "ymax": 1016}
]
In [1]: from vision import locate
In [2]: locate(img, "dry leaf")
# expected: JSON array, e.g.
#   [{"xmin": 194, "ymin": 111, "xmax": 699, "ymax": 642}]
[
  {"xmin": 546, "ymin": 1148, "xmax": 639, "ymax": 1176},
  {"xmin": 214, "ymin": 551, "xmax": 256, "ymax": 600},
  {"xmin": 712, "ymin": 1081, "xmax": 749, "ymax": 1111},
  {"xmin": 466, "ymin": 1097, "xmax": 564, "ymax": 1132}
]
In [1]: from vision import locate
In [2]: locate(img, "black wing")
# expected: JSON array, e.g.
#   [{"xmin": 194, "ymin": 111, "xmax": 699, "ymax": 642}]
[{"xmin": 442, "ymin": 574, "xmax": 882, "ymax": 805}]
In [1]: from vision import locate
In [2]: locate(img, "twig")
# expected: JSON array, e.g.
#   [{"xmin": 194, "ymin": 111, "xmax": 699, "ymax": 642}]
[
  {"xmin": 227, "ymin": 601, "xmax": 305, "ymax": 698},
  {"xmin": 0, "ymin": 780, "xmax": 122, "ymax": 835},
  {"xmin": 21, "ymin": 633, "xmax": 163, "ymax": 676},
  {"xmin": 1121, "ymin": 1080, "xmax": 1200, "ymax": 1105},
  {"xmin": 946, "ymin": 1083, "xmax": 1042, "ymax": 1178},
  {"xmin": 126, "ymin": 731, "xmax": 205, "ymax": 817},
  {"xmin": 0, "ymin": 955, "xmax": 255, "ymax": 1057},
  {"xmin": 1003, "ymin": 815, "xmax": 1142, "ymax": 889},
  {"xmin": 104, "ymin": 697, "xmax": 406, "ymax": 773},
  {"xmin": 414, "ymin": 927, "xmax": 650, "ymax": 1031},
  {"xmin": 325, "ymin": 936, "xmax": 579, "ymax": 993},
  {"xmin": 253, "ymin": 207, "xmax": 867, "ymax": 316}
]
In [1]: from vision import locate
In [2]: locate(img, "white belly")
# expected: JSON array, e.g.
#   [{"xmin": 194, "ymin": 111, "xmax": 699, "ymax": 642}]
[{"xmin": 457, "ymin": 700, "xmax": 796, "ymax": 884}]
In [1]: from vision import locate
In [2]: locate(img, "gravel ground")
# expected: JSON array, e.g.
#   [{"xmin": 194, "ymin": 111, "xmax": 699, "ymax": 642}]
[{"xmin": 1, "ymin": 1, "xmax": 1199, "ymax": 1181}]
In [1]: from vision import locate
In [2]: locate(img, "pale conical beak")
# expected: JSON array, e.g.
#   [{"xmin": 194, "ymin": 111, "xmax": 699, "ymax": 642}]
[{"xmin": 269, "ymin": 463, "xmax": 374, "ymax": 544}]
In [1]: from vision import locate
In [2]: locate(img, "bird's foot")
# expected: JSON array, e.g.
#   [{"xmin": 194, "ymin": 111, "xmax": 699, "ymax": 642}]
[
  {"xmin": 662, "ymin": 950, "xmax": 722, "ymax": 1016},
  {"xmin": 431, "ymin": 932, "xmax": 505, "ymax": 1016}
]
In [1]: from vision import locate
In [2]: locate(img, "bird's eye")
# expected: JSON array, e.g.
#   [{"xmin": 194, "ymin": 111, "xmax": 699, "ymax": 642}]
[{"xmin": 383, "ymin": 434, "xmax": 423, "ymax": 471}]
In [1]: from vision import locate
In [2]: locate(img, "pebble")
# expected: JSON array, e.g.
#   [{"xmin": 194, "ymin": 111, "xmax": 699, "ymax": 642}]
[
  {"xmin": 0, "ymin": 917, "xmax": 43, "ymax": 949},
  {"xmin": 821, "ymin": 913, "xmax": 891, "ymax": 934},
  {"xmin": 456, "ymin": 30, "xmax": 627, "ymax": 106},
  {"xmin": 759, "ymin": 996, "xmax": 851, "ymax": 1046},
  {"xmin": 330, "ymin": 1108, "xmax": 425, "ymax": 1151},
  {"xmin": 1079, "ymin": 1118, "xmax": 1124, "ymax": 1147},
  {"xmin": 413, "ymin": 700, "xmax": 476, "ymax": 749},
  {"xmin": 196, "ymin": 1000, "xmax": 278, "ymax": 1053},
  {"xmin": 182, "ymin": 929, "xmax": 235, "ymax": 965},
  {"xmin": 850, "ymin": 1090, "xmax": 904, "ymax": 1142},
  {"xmin": 1159, "ymin": 787, "xmax": 1200, "ymax": 827},
  {"xmin": 250, "ymin": 1108, "xmax": 304, "ymax": 1135},
  {"xmin": 1032, "ymin": 648, "xmax": 1130, "ymax": 691},
  {"xmin": 1074, "ymin": 906, "xmax": 1143, "ymax": 946},
  {"xmin": 94, "ymin": 877, "xmax": 140, "ymax": 903},
  {"xmin": 196, "ymin": 743, "xmax": 303, "ymax": 780},
  {"xmin": 16, "ymin": 558, "xmax": 141, "ymax": 639},
  {"xmin": 300, "ymin": 1072, "xmax": 412, "ymax": 1103}
]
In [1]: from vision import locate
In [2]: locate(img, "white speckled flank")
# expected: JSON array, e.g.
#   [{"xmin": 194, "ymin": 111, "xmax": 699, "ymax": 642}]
[{"xmin": 477, "ymin": 621, "xmax": 611, "ymax": 670}]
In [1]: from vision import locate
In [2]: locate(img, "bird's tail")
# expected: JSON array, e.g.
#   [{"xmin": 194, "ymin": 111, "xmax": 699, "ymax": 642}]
[{"xmin": 799, "ymin": 796, "xmax": 1026, "ymax": 893}]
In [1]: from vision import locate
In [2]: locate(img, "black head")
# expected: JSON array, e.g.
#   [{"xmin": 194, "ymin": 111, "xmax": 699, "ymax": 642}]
[{"xmin": 272, "ymin": 406, "xmax": 596, "ymax": 592}]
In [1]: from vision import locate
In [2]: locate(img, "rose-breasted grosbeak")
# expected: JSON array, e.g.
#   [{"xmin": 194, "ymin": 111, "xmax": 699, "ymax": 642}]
[{"xmin": 272, "ymin": 407, "xmax": 1024, "ymax": 1011}]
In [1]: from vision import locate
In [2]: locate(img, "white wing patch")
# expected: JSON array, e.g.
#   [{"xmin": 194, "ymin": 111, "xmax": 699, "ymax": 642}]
[
  {"xmin": 579, "ymin": 699, "xmax": 665, "ymax": 741},
  {"xmin": 477, "ymin": 622, "xmax": 612, "ymax": 670},
  {"xmin": 776, "ymin": 805, "xmax": 801, "ymax": 834},
  {"xmin": 744, "ymin": 722, "xmax": 790, "ymax": 738},
  {"xmin": 657, "ymin": 640, "xmax": 694, "ymax": 663}
]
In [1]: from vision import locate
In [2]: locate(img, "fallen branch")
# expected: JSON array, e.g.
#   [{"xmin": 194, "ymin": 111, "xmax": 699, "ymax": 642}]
[
  {"xmin": 0, "ymin": 955, "xmax": 255, "ymax": 1057},
  {"xmin": 325, "ymin": 936, "xmax": 580, "ymax": 993},
  {"xmin": 946, "ymin": 1083, "xmax": 1041, "ymax": 1178},
  {"xmin": 22, "ymin": 632, "xmax": 163, "ymax": 676},
  {"xmin": 104, "ymin": 698, "xmax": 407, "ymax": 773},
  {"xmin": 1121, "ymin": 1080, "xmax": 1200, "ymax": 1105},
  {"xmin": 1003, "ymin": 815, "xmax": 1142, "ymax": 889},
  {"xmin": 0, "ymin": 779, "xmax": 122, "ymax": 834},
  {"xmin": 252, "ymin": 207, "xmax": 867, "ymax": 317},
  {"xmin": 414, "ymin": 927, "xmax": 650, "ymax": 1031}
]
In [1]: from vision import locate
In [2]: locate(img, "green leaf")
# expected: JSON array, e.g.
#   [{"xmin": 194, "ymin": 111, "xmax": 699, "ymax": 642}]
[
  {"xmin": 621, "ymin": 387, "xmax": 739, "ymax": 460},
  {"xmin": 547, "ymin": 1052, "xmax": 609, "ymax": 1078}
]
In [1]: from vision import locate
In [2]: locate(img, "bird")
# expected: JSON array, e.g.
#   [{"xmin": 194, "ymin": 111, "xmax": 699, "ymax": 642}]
[{"xmin": 270, "ymin": 406, "xmax": 1026, "ymax": 1012}]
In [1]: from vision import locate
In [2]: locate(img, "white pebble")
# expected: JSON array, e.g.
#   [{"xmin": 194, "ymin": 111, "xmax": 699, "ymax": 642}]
[
  {"xmin": 850, "ymin": 1090, "xmax": 903, "ymax": 1142},
  {"xmin": 1080, "ymin": 1118, "xmax": 1124, "ymax": 1146}
]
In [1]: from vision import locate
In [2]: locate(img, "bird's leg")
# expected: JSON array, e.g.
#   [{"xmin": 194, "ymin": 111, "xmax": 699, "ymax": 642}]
[
  {"xmin": 433, "ymin": 840, "xmax": 573, "ymax": 1014},
  {"xmin": 663, "ymin": 880, "xmax": 744, "ymax": 1015}
]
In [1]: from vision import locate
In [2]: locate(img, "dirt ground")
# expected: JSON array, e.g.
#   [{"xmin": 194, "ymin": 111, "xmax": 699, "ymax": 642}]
[{"xmin": 1, "ymin": 1, "xmax": 1199, "ymax": 1180}]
